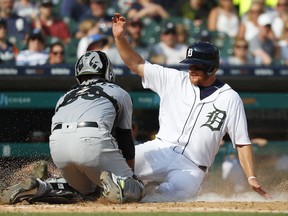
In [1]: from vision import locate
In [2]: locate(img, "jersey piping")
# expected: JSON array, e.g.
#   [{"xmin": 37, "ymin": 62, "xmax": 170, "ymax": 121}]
[
  {"xmin": 181, "ymin": 103, "xmax": 205, "ymax": 154},
  {"xmin": 178, "ymin": 86, "xmax": 232, "ymax": 156},
  {"xmin": 177, "ymin": 87, "xmax": 197, "ymax": 143}
]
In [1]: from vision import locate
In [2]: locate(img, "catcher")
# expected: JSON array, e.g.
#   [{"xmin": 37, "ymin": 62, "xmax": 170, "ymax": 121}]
[{"xmin": 0, "ymin": 51, "xmax": 145, "ymax": 204}]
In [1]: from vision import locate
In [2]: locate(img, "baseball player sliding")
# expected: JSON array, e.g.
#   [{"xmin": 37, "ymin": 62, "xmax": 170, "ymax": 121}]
[{"xmin": 112, "ymin": 13, "xmax": 271, "ymax": 201}]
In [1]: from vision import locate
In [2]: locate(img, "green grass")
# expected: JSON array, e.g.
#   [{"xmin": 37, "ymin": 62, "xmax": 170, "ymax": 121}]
[{"xmin": 0, "ymin": 213, "xmax": 287, "ymax": 216}]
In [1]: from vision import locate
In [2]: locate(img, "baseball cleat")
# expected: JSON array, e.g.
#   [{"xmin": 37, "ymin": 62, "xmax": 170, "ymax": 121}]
[
  {"xmin": 100, "ymin": 171, "xmax": 125, "ymax": 204},
  {"xmin": 0, "ymin": 178, "xmax": 39, "ymax": 204}
]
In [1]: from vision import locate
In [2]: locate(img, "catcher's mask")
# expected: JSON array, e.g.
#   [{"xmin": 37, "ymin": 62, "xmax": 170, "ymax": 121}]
[
  {"xmin": 180, "ymin": 41, "xmax": 219, "ymax": 76},
  {"xmin": 75, "ymin": 51, "xmax": 115, "ymax": 84}
]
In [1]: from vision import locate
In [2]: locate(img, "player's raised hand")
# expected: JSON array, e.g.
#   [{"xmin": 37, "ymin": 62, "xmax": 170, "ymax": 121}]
[
  {"xmin": 112, "ymin": 13, "xmax": 126, "ymax": 39},
  {"xmin": 248, "ymin": 177, "xmax": 272, "ymax": 200}
]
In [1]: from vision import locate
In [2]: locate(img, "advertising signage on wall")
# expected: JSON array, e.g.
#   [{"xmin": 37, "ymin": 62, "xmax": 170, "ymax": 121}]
[
  {"xmin": 1, "ymin": 92, "xmax": 288, "ymax": 109},
  {"xmin": 0, "ymin": 65, "xmax": 288, "ymax": 77}
]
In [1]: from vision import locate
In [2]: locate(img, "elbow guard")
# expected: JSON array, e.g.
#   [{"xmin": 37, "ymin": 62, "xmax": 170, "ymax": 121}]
[{"xmin": 115, "ymin": 127, "xmax": 135, "ymax": 160}]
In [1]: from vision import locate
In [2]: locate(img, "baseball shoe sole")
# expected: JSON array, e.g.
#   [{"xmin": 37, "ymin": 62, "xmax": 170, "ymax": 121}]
[
  {"xmin": 100, "ymin": 171, "xmax": 124, "ymax": 204},
  {"xmin": 0, "ymin": 178, "xmax": 38, "ymax": 204}
]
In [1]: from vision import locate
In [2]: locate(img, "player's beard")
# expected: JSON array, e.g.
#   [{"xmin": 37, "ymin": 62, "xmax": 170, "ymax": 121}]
[{"xmin": 189, "ymin": 71, "xmax": 212, "ymax": 86}]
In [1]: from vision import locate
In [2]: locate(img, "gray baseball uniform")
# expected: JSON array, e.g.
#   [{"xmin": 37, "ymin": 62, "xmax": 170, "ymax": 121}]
[{"xmin": 49, "ymin": 79, "xmax": 134, "ymax": 195}]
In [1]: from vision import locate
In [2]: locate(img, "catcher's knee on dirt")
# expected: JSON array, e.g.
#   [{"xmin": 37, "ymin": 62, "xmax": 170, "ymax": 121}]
[
  {"xmin": 0, "ymin": 178, "xmax": 78, "ymax": 204},
  {"xmin": 30, "ymin": 178, "xmax": 77, "ymax": 204},
  {"xmin": 0, "ymin": 178, "xmax": 52, "ymax": 204}
]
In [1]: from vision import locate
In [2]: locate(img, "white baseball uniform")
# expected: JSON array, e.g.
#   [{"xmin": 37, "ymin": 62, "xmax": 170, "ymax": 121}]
[
  {"xmin": 135, "ymin": 61, "xmax": 251, "ymax": 201},
  {"xmin": 49, "ymin": 79, "xmax": 134, "ymax": 195}
]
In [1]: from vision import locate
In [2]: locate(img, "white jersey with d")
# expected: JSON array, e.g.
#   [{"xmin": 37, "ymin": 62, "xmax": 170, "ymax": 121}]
[{"xmin": 135, "ymin": 61, "xmax": 251, "ymax": 200}]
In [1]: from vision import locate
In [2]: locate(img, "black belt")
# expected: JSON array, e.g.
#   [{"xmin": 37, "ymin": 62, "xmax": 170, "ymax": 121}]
[
  {"xmin": 198, "ymin": 165, "xmax": 207, "ymax": 173},
  {"xmin": 53, "ymin": 122, "xmax": 98, "ymax": 131}
]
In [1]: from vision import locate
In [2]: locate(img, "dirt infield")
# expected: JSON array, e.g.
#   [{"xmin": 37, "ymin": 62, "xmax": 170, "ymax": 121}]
[
  {"xmin": 0, "ymin": 158, "xmax": 287, "ymax": 213},
  {"xmin": 0, "ymin": 199, "xmax": 287, "ymax": 213}
]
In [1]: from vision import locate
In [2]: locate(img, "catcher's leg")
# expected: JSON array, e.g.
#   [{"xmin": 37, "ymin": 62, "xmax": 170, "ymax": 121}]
[
  {"xmin": 0, "ymin": 178, "xmax": 78, "ymax": 204},
  {"xmin": 100, "ymin": 171, "xmax": 145, "ymax": 204},
  {"xmin": 0, "ymin": 178, "xmax": 51, "ymax": 204}
]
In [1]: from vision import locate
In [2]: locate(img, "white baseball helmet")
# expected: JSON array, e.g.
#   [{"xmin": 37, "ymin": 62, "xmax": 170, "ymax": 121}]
[{"xmin": 75, "ymin": 51, "xmax": 115, "ymax": 83}]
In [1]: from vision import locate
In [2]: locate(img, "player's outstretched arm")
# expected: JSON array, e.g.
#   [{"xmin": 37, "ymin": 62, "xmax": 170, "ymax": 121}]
[
  {"xmin": 247, "ymin": 176, "xmax": 271, "ymax": 199},
  {"xmin": 236, "ymin": 144, "xmax": 272, "ymax": 199},
  {"xmin": 112, "ymin": 13, "xmax": 145, "ymax": 78}
]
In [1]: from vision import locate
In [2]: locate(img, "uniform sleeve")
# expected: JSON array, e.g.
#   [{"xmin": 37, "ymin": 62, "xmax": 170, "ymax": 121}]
[
  {"xmin": 115, "ymin": 128, "xmax": 135, "ymax": 160},
  {"xmin": 115, "ymin": 90, "xmax": 135, "ymax": 160},
  {"xmin": 54, "ymin": 95, "xmax": 65, "ymax": 113},
  {"xmin": 116, "ymin": 91, "xmax": 133, "ymax": 129},
  {"xmin": 142, "ymin": 61, "xmax": 181, "ymax": 96},
  {"xmin": 226, "ymin": 94, "xmax": 252, "ymax": 146}
]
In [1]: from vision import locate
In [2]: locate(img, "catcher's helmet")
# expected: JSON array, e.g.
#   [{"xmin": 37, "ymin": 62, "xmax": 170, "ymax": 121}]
[
  {"xmin": 75, "ymin": 51, "xmax": 115, "ymax": 83},
  {"xmin": 180, "ymin": 41, "xmax": 219, "ymax": 76}
]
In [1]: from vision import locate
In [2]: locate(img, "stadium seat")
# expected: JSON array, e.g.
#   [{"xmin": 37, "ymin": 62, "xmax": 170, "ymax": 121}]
[
  {"xmin": 187, "ymin": 22, "xmax": 208, "ymax": 44},
  {"xmin": 141, "ymin": 18, "xmax": 161, "ymax": 45},
  {"xmin": 65, "ymin": 38, "xmax": 79, "ymax": 64},
  {"xmin": 209, "ymin": 31, "xmax": 234, "ymax": 59}
]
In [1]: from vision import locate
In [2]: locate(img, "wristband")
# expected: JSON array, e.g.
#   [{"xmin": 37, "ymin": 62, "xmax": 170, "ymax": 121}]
[{"xmin": 248, "ymin": 176, "xmax": 256, "ymax": 181}]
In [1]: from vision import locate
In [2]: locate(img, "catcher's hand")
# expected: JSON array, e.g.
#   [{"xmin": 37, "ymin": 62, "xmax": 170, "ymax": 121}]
[{"xmin": 248, "ymin": 177, "xmax": 272, "ymax": 199}]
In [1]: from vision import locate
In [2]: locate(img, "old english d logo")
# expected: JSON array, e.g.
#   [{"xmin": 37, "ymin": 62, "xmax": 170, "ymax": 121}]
[
  {"xmin": 201, "ymin": 104, "xmax": 226, "ymax": 131},
  {"xmin": 187, "ymin": 48, "xmax": 193, "ymax": 57}
]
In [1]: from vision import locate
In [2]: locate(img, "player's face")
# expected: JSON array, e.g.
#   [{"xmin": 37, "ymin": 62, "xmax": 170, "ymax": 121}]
[{"xmin": 188, "ymin": 65, "xmax": 214, "ymax": 86}]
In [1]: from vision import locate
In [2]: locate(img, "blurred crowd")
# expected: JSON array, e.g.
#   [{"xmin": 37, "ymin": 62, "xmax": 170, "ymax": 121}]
[{"xmin": 0, "ymin": 0, "xmax": 288, "ymax": 66}]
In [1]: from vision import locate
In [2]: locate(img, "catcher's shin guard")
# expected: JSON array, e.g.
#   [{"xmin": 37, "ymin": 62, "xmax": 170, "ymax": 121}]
[
  {"xmin": 0, "ymin": 178, "xmax": 77, "ymax": 204},
  {"xmin": 0, "ymin": 178, "xmax": 51, "ymax": 204},
  {"xmin": 32, "ymin": 177, "xmax": 76, "ymax": 204},
  {"xmin": 100, "ymin": 171, "xmax": 145, "ymax": 204}
]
